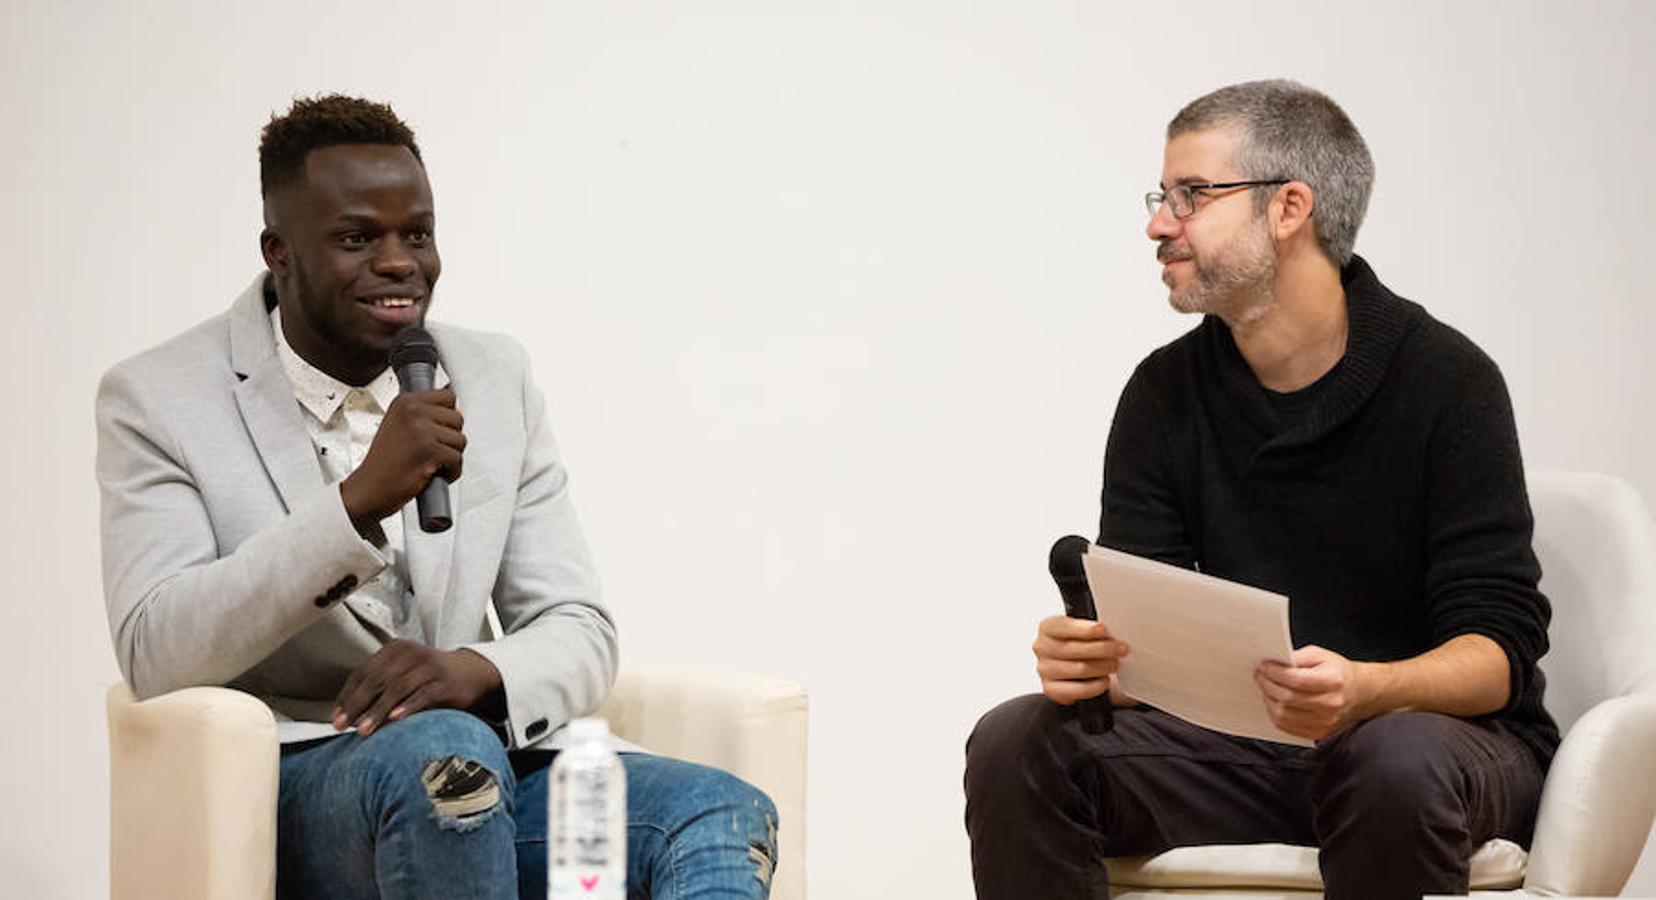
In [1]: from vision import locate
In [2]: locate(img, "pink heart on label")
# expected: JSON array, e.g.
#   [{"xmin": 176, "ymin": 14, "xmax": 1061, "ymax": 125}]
[{"xmin": 580, "ymin": 875, "xmax": 599, "ymax": 891}]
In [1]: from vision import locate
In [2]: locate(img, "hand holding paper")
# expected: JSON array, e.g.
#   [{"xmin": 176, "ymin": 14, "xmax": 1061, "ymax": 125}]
[{"xmin": 1256, "ymin": 644, "xmax": 1376, "ymax": 741}]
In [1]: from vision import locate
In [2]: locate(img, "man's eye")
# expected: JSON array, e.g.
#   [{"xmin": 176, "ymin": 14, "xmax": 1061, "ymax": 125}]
[
  {"xmin": 340, "ymin": 232, "xmax": 371, "ymax": 247},
  {"xmin": 407, "ymin": 229, "xmax": 433, "ymax": 245}
]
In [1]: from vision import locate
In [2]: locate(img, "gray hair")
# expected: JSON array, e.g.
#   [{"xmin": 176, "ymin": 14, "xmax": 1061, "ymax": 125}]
[{"xmin": 1168, "ymin": 80, "xmax": 1374, "ymax": 265}]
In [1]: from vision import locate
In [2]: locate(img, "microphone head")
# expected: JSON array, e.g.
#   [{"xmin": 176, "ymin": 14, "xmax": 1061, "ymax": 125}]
[
  {"xmin": 389, "ymin": 326, "xmax": 440, "ymax": 369},
  {"xmin": 1048, "ymin": 534, "xmax": 1092, "ymax": 580}
]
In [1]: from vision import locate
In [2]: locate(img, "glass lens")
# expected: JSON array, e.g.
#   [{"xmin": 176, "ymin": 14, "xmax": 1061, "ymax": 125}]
[{"xmin": 1169, "ymin": 186, "xmax": 1196, "ymax": 218}]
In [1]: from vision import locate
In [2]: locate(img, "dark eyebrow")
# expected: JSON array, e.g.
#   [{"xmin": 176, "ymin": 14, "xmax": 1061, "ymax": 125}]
[
  {"xmin": 1156, "ymin": 177, "xmax": 1211, "ymax": 191},
  {"xmin": 329, "ymin": 213, "xmax": 385, "ymax": 228},
  {"xmin": 328, "ymin": 210, "xmax": 435, "ymax": 228}
]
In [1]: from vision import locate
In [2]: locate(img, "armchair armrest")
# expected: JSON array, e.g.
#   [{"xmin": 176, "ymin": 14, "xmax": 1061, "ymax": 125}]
[
  {"xmin": 106, "ymin": 683, "xmax": 278, "ymax": 900},
  {"xmin": 598, "ymin": 667, "xmax": 808, "ymax": 900},
  {"xmin": 1524, "ymin": 691, "xmax": 1656, "ymax": 896}
]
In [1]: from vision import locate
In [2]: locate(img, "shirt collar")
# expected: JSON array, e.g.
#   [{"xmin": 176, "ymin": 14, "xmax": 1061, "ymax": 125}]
[{"xmin": 270, "ymin": 306, "xmax": 399, "ymax": 422}]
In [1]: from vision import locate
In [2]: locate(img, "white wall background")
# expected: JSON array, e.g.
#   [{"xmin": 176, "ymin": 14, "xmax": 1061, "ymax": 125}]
[{"xmin": 4, "ymin": 1, "xmax": 1653, "ymax": 897}]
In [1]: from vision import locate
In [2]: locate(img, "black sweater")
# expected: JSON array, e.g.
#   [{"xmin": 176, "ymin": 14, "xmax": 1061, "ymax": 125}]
[{"xmin": 1098, "ymin": 256, "xmax": 1559, "ymax": 765}]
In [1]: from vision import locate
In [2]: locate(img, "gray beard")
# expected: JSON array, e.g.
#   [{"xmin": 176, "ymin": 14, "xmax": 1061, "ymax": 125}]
[{"xmin": 1166, "ymin": 227, "xmax": 1277, "ymax": 326}]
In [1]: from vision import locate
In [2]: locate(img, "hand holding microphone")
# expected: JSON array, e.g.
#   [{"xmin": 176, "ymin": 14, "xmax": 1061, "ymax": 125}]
[
  {"xmin": 339, "ymin": 327, "xmax": 462, "ymax": 536},
  {"xmin": 1038, "ymin": 535, "xmax": 1131, "ymax": 733}
]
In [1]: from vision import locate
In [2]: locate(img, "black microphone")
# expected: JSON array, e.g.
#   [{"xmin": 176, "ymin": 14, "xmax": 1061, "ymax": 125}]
[
  {"xmin": 390, "ymin": 327, "xmax": 452, "ymax": 533},
  {"xmin": 1049, "ymin": 535, "xmax": 1111, "ymax": 734}
]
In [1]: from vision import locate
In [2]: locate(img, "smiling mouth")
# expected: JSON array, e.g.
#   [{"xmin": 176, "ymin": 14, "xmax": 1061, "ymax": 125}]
[{"xmin": 362, "ymin": 296, "xmax": 419, "ymax": 308}]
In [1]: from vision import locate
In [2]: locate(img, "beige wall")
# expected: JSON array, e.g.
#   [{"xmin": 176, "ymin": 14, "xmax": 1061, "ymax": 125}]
[{"xmin": 3, "ymin": 1, "xmax": 1653, "ymax": 896}]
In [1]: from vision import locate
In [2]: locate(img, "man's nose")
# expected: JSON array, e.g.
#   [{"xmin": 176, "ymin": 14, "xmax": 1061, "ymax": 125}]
[
  {"xmin": 1146, "ymin": 201, "xmax": 1180, "ymax": 242},
  {"xmin": 372, "ymin": 236, "xmax": 418, "ymax": 279}
]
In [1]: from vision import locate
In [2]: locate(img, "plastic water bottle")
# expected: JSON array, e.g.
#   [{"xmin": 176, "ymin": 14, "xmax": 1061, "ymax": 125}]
[{"xmin": 549, "ymin": 718, "xmax": 627, "ymax": 899}]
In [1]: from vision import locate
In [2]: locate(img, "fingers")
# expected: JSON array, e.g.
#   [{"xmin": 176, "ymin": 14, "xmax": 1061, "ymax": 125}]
[
  {"xmin": 430, "ymin": 441, "xmax": 465, "ymax": 483},
  {"xmin": 1032, "ymin": 636, "xmax": 1129, "ymax": 698},
  {"xmin": 334, "ymin": 641, "xmax": 423, "ymax": 731},
  {"xmin": 432, "ymin": 422, "xmax": 467, "ymax": 451},
  {"xmin": 391, "ymin": 390, "xmax": 463, "ymax": 426},
  {"xmin": 332, "ymin": 646, "xmax": 380, "ymax": 729},
  {"xmin": 388, "ymin": 684, "xmax": 436, "ymax": 723},
  {"xmin": 1290, "ymin": 644, "xmax": 1336, "ymax": 666},
  {"xmin": 1036, "ymin": 655, "xmax": 1122, "ymax": 682},
  {"xmin": 1254, "ymin": 668, "xmax": 1299, "ymax": 704},
  {"xmin": 1255, "ymin": 669, "xmax": 1342, "ymax": 741},
  {"xmin": 348, "ymin": 390, "xmax": 468, "ymax": 522},
  {"xmin": 1033, "ymin": 617, "xmax": 1129, "ymax": 661},
  {"xmin": 355, "ymin": 671, "xmax": 430, "ymax": 737},
  {"xmin": 410, "ymin": 387, "xmax": 458, "ymax": 410},
  {"xmin": 333, "ymin": 644, "xmax": 486, "ymax": 737},
  {"xmin": 409, "ymin": 397, "xmax": 465, "ymax": 482},
  {"xmin": 1034, "ymin": 634, "xmax": 1131, "ymax": 663},
  {"xmin": 1042, "ymin": 676, "xmax": 1110, "ymax": 705},
  {"xmin": 1258, "ymin": 659, "xmax": 1331, "ymax": 692},
  {"xmin": 1256, "ymin": 673, "xmax": 1331, "ymax": 711},
  {"xmin": 1034, "ymin": 616, "xmax": 1128, "ymax": 706},
  {"xmin": 1038, "ymin": 614, "xmax": 1114, "ymax": 641}
]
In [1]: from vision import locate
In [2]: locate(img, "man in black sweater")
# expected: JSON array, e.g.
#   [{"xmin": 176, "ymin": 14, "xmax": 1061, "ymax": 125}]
[{"xmin": 964, "ymin": 81, "xmax": 1556, "ymax": 900}]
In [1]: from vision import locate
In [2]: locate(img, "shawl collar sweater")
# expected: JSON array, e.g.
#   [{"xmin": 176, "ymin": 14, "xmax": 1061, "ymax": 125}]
[{"xmin": 1098, "ymin": 256, "xmax": 1558, "ymax": 764}]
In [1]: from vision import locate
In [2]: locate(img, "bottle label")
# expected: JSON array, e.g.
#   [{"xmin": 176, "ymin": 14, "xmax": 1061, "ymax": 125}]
[{"xmin": 550, "ymin": 759, "xmax": 626, "ymax": 899}]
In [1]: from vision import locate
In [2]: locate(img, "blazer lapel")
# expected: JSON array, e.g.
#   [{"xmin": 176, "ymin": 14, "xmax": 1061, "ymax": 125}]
[
  {"xmin": 408, "ymin": 351, "xmax": 464, "ymax": 643},
  {"xmin": 229, "ymin": 276, "xmax": 325, "ymax": 512},
  {"xmin": 404, "ymin": 480, "xmax": 458, "ymax": 643}
]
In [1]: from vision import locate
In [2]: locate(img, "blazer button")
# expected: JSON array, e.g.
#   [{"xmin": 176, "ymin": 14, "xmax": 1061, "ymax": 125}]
[
  {"xmin": 341, "ymin": 574, "xmax": 359, "ymax": 590},
  {"xmin": 525, "ymin": 719, "xmax": 549, "ymax": 739},
  {"xmin": 313, "ymin": 594, "xmax": 329, "ymax": 608}
]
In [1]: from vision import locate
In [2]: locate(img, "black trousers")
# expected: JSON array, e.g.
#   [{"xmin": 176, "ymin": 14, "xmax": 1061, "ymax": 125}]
[{"xmin": 963, "ymin": 695, "xmax": 1544, "ymax": 900}]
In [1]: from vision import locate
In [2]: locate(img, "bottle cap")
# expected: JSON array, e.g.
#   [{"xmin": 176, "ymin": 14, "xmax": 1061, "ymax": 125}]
[{"xmin": 568, "ymin": 717, "xmax": 611, "ymax": 742}]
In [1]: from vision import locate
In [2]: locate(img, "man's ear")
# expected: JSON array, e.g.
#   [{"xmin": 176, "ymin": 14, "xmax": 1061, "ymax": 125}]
[
  {"xmin": 1272, "ymin": 181, "xmax": 1316, "ymax": 245},
  {"xmin": 260, "ymin": 226, "xmax": 289, "ymax": 276}
]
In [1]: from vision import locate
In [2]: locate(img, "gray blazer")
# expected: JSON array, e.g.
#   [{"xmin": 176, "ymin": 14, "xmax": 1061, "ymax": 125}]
[{"xmin": 96, "ymin": 274, "xmax": 617, "ymax": 749}]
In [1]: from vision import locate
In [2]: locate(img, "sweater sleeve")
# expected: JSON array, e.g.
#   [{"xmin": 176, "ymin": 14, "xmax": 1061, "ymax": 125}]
[
  {"xmin": 1421, "ymin": 350, "xmax": 1549, "ymax": 716},
  {"xmin": 1098, "ymin": 361, "xmax": 1198, "ymax": 569}
]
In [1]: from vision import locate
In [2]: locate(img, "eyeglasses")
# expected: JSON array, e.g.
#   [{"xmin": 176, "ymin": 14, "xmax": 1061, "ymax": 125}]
[{"xmin": 1144, "ymin": 179, "xmax": 1290, "ymax": 219}]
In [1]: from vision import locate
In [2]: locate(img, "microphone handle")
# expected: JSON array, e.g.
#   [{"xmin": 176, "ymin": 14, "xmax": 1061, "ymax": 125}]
[
  {"xmin": 395, "ymin": 361, "xmax": 454, "ymax": 533},
  {"xmin": 416, "ymin": 477, "xmax": 452, "ymax": 533},
  {"xmin": 1056, "ymin": 575, "xmax": 1113, "ymax": 735}
]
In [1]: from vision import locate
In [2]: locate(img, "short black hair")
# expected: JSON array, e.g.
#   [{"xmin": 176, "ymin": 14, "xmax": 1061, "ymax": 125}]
[{"xmin": 259, "ymin": 94, "xmax": 422, "ymax": 197}]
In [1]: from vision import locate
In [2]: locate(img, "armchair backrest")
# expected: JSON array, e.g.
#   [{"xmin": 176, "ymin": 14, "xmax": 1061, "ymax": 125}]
[{"xmin": 1528, "ymin": 470, "xmax": 1656, "ymax": 732}]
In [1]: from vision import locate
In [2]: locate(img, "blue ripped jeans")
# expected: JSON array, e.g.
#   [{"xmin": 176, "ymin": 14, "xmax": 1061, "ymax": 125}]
[{"xmin": 276, "ymin": 709, "xmax": 778, "ymax": 900}]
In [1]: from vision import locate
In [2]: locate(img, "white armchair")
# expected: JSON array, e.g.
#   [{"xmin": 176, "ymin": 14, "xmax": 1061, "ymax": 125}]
[
  {"xmin": 1106, "ymin": 471, "xmax": 1656, "ymax": 898},
  {"xmin": 107, "ymin": 667, "xmax": 808, "ymax": 900}
]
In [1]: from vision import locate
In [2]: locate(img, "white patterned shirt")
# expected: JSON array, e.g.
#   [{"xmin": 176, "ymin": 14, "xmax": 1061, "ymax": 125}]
[{"xmin": 270, "ymin": 306, "xmax": 424, "ymax": 643}]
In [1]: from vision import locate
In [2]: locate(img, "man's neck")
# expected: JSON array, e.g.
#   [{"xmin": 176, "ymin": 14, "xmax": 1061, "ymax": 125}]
[
  {"xmin": 275, "ymin": 302, "xmax": 386, "ymax": 388},
  {"xmin": 1228, "ymin": 253, "xmax": 1348, "ymax": 393}
]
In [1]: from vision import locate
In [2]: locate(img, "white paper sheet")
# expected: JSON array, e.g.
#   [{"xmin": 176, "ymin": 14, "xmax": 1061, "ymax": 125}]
[{"xmin": 1081, "ymin": 544, "xmax": 1311, "ymax": 747}]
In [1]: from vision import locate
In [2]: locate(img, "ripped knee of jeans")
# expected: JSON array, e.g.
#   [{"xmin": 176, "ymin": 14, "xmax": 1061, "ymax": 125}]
[
  {"xmin": 420, "ymin": 755, "xmax": 502, "ymax": 833},
  {"xmin": 740, "ymin": 800, "xmax": 779, "ymax": 888}
]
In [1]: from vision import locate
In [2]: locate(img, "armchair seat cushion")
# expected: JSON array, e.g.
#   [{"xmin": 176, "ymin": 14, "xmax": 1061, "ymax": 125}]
[{"xmin": 1106, "ymin": 838, "xmax": 1527, "ymax": 892}]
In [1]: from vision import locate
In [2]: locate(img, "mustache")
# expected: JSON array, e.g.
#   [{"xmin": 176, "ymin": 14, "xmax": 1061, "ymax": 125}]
[{"xmin": 1157, "ymin": 241, "xmax": 1193, "ymax": 264}]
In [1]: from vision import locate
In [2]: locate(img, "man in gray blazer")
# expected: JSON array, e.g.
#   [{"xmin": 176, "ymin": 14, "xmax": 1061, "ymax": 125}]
[{"xmin": 97, "ymin": 95, "xmax": 777, "ymax": 900}]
